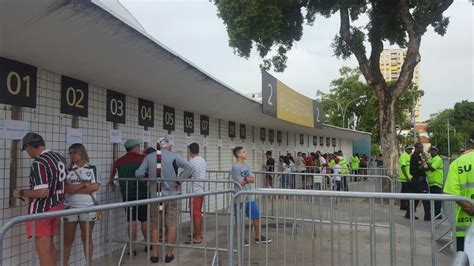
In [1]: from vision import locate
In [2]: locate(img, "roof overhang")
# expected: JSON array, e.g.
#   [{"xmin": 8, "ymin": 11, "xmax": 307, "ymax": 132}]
[{"xmin": 0, "ymin": 0, "xmax": 370, "ymax": 141}]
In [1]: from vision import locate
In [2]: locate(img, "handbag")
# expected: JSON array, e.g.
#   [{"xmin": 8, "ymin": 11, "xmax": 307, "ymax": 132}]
[{"xmin": 72, "ymin": 169, "xmax": 104, "ymax": 221}]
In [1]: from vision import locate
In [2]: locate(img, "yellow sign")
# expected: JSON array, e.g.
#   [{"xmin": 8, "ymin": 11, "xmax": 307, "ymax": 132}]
[{"xmin": 276, "ymin": 81, "xmax": 314, "ymax": 127}]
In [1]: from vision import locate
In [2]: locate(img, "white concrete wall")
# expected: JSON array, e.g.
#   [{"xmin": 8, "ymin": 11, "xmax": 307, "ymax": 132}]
[{"xmin": 0, "ymin": 65, "xmax": 355, "ymax": 265}]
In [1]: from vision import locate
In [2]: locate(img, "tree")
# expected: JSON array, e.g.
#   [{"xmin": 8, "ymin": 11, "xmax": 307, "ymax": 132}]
[
  {"xmin": 317, "ymin": 67, "xmax": 423, "ymax": 143},
  {"xmin": 427, "ymin": 109, "xmax": 463, "ymax": 155},
  {"xmin": 450, "ymin": 100, "xmax": 474, "ymax": 145},
  {"xmin": 214, "ymin": 0, "xmax": 453, "ymax": 173}
]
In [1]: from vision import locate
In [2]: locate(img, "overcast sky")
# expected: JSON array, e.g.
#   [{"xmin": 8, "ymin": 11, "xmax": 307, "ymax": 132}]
[{"xmin": 121, "ymin": 0, "xmax": 473, "ymax": 120}]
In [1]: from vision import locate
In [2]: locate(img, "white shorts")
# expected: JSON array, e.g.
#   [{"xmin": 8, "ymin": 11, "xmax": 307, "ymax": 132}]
[{"xmin": 64, "ymin": 206, "xmax": 97, "ymax": 222}]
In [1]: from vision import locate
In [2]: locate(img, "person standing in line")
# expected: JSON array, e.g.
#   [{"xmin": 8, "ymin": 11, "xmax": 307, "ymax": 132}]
[
  {"xmin": 443, "ymin": 132, "xmax": 474, "ymax": 252},
  {"xmin": 426, "ymin": 146, "xmax": 444, "ymax": 219},
  {"xmin": 295, "ymin": 152, "xmax": 307, "ymax": 189},
  {"xmin": 405, "ymin": 143, "xmax": 430, "ymax": 221},
  {"xmin": 282, "ymin": 156, "xmax": 294, "ymax": 189},
  {"xmin": 398, "ymin": 146, "xmax": 413, "ymax": 211},
  {"xmin": 135, "ymin": 143, "xmax": 160, "ymax": 263},
  {"xmin": 264, "ymin": 151, "xmax": 275, "ymax": 188},
  {"xmin": 304, "ymin": 152, "xmax": 315, "ymax": 173},
  {"xmin": 332, "ymin": 157, "xmax": 342, "ymax": 191},
  {"xmin": 231, "ymin": 147, "xmax": 272, "ymax": 244},
  {"xmin": 63, "ymin": 143, "xmax": 100, "ymax": 266},
  {"xmin": 12, "ymin": 133, "xmax": 67, "ymax": 266},
  {"xmin": 109, "ymin": 139, "xmax": 148, "ymax": 256},
  {"xmin": 158, "ymin": 136, "xmax": 193, "ymax": 263},
  {"xmin": 185, "ymin": 143, "xmax": 207, "ymax": 245}
]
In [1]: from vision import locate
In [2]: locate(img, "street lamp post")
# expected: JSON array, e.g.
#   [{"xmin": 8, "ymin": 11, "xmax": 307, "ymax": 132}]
[
  {"xmin": 342, "ymin": 95, "xmax": 367, "ymax": 129},
  {"xmin": 320, "ymin": 97, "xmax": 343, "ymax": 126}
]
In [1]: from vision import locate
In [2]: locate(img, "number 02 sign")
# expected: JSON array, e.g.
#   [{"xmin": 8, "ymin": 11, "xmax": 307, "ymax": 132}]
[
  {"xmin": 61, "ymin": 76, "xmax": 88, "ymax": 117},
  {"xmin": 0, "ymin": 57, "xmax": 37, "ymax": 108}
]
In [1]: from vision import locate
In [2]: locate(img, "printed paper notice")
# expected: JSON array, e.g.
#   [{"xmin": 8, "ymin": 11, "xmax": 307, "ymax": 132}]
[
  {"xmin": 202, "ymin": 138, "xmax": 208, "ymax": 147},
  {"xmin": 217, "ymin": 139, "xmax": 222, "ymax": 147},
  {"xmin": 142, "ymin": 130, "xmax": 152, "ymax": 143},
  {"xmin": 229, "ymin": 140, "xmax": 235, "ymax": 149},
  {"xmin": 110, "ymin": 129, "xmax": 123, "ymax": 144},
  {"xmin": 185, "ymin": 136, "xmax": 193, "ymax": 146},
  {"xmin": 66, "ymin": 128, "xmax": 82, "ymax": 147},
  {"xmin": 3, "ymin": 119, "xmax": 28, "ymax": 140}
]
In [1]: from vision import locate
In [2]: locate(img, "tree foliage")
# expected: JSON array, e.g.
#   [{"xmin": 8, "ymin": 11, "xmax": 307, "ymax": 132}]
[
  {"xmin": 427, "ymin": 101, "xmax": 474, "ymax": 155},
  {"xmin": 317, "ymin": 67, "xmax": 423, "ymax": 141}
]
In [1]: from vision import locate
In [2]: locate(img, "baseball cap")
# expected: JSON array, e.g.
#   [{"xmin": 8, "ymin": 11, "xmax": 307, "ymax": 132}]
[
  {"xmin": 22, "ymin": 133, "xmax": 44, "ymax": 150},
  {"xmin": 404, "ymin": 145, "xmax": 413, "ymax": 150},
  {"xmin": 158, "ymin": 135, "xmax": 173, "ymax": 149},
  {"xmin": 124, "ymin": 139, "xmax": 142, "ymax": 150}
]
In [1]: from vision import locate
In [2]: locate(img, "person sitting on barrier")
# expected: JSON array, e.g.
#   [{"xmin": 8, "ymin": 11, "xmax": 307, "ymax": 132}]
[
  {"xmin": 398, "ymin": 146, "xmax": 413, "ymax": 211},
  {"xmin": 264, "ymin": 151, "xmax": 275, "ymax": 188},
  {"xmin": 426, "ymin": 146, "xmax": 444, "ymax": 219},
  {"xmin": 109, "ymin": 139, "xmax": 148, "ymax": 257},
  {"xmin": 158, "ymin": 136, "xmax": 194, "ymax": 263},
  {"xmin": 405, "ymin": 143, "xmax": 430, "ymax": 221},
  {"xmin": 332, "ymin": 157, "xmax": 342, "ymax": 191},
  {"xmin": 185, "ymin": 142, "xmax": 207, "ymax": 245},
  {"xmin": 12, "ymin": 133, "xmax": 67, "ymax": 266},
  {"xmin": 135, "ymin": 143, "xmax": 160, "ymax": 263},
  {"xmin": 443, "ymin": 132, "xmax": 474, "ymax": 252},
  {"xmin": 231, "ymin": 146, "xmax": 272, "ymax": 244},
  {"xmin": 63, "ymin": 143, "xmax": 100, "ymax": 266}
]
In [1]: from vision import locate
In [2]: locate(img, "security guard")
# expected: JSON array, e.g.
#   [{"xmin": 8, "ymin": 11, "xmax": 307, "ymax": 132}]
[
  {"xmin": 426, "ymin": 146, "xmax": 444, "ymax": 218},
  {"xmin": 398, "ymin": 146, "xmax": 413, "ymax": 210},
  {"xmin": 444, "ymin": 132, "xmax": 474, "ymax": 252},
  {"xmin": 405, "ymin": 143, "xmax": 430, "ymax": 220},
  {"xmin": 337, "ymin": 151, "xmax": 350, "ymax": 191},
  {"xmin": 350, "ymin": 153, "xmax": 360, "ymax": 175}
]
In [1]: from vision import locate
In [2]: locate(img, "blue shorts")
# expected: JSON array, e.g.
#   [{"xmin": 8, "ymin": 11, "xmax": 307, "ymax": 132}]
[{"xmin": 235, "ymin": 201, "xmax": 260, "ymax": 220}]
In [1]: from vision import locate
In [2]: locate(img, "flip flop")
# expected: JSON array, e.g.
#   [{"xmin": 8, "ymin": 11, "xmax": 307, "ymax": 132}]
[{"xmin": 184, "ymin": 239, "xmax": 202, "ymax": 245}]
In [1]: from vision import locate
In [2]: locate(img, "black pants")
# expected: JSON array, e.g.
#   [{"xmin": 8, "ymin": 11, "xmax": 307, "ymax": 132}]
[
  {"xmin": 405, "ymin": 178, "xmax": 430, "ymax": 219},
  {"xmin": 429, "ymin": 185, "xmax": 442, "ymax": 217},
  {"xmin": 341, "ymin": 176, "xmax": 349, "ymax": 191},
  {"xmin": 400, "ymin": 181, "xmax": 411, "ymax": 210},
  {"xmin": 457, "ymin": 237, "xmax": 464, "ymax": 251}
]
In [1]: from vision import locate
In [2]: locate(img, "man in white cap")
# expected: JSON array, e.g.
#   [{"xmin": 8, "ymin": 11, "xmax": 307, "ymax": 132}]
[{"xmin": 157, "ymin": 136, "xmax": 193, "ymax": 263}]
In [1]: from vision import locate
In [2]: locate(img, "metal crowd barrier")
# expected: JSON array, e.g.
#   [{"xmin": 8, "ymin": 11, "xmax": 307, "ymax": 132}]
[
  {"xmin": 0, "ymin": 190, "xmax": 236, "ymax": 266},
  {"xmin": 228, "ymin": 189, "xmax": 474, "ymax": 266},
  {"xmin": 253, "ymin": 171, "xmax": 395, "ymax": 193}
]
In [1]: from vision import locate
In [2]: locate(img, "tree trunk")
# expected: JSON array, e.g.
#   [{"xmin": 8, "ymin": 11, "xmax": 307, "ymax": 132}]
[{"xmin": 377, "ymin": 88, "xmax": 398, "ymax": 192}]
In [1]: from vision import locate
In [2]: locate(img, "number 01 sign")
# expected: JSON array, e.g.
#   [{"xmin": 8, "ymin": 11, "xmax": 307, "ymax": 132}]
[{"xmin": 0, "ymin": 57, "xmax": 37, "ymax": 108}]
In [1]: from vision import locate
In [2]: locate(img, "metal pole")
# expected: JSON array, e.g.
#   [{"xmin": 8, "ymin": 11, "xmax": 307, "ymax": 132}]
[{"xmin": 447, "ymin": 117, "xmax": 451, "ymax": 158}]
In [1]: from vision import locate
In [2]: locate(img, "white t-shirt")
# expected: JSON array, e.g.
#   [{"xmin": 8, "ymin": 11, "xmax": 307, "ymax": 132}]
[
  {"xmin": 333, "ymin": 164, "xmax": 341, "ymax": 181},
  {"xmin": 65, "ymin": 164, "xmax": 100, "ymax": 208},
  {"xmin": 189, "ymin": 156, "xmax": 207, "ymax": 193}
]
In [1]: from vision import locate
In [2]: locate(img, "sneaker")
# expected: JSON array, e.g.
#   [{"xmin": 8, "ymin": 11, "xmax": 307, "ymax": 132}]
[
  {"xmin": 404, "ymin": 215, "xmax": 419, "ymax": 220},
  {"xmin": 255, "ymin": 235, "xmax": 272, "ymax": 244},
  {"xmin": 165, "ymin": 254, "xmax": 174, "ymax": 263},
  {"xmin": 244, "ymin": 239, "xmax": 249, "ymax": 247}
]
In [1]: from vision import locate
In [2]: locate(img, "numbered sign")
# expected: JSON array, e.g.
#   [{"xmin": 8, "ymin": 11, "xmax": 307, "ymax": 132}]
[
  {"xmin": 313, "ymin": 136, "xmax": 317, "ymax": 146},
  {"xmin": 0, "ymin": 57, "xmax": 37, "ymax": 108},
  {"xmin": 262, "ymin": 71, "xmax": 277, "ymax": 117},
  {"xmin": 260, "ymin": 128, "xmax": 266, "ymax": 142},
  {"xmin": 163, "ymin": 105, "xmax": 175, "ymax": 131},
  {"xmin": 326, "ymin": 137, "xmax": 330, "ymax": 147},
  {"xmin": 228, "ymin": 121, "xmax": 236, "ymax": 138},
  {"xmin": 106, "ymin": 89, "xmax": 126, "ymax": 124},
  {"xmin": 138, "ymin": 98, "xmax": 154, "ymax": 128},
  {"xmin": 184, "ymin": 111, "xmax": 194, "ymax": 134},
  {"xmin": 313, "ymin": 100, "xmax": 324, "ymax": 128},
  {"xmin": 299, "ymin": 134, "xmax": 304, "ymax": 145},
  {"xmin": 200, "ymin": 115, "xmax": 209, "ymax": 136},
  {"xmin": 332, "ymin": 138, "xmax": 337, "ymax": 147},
  {"xmin": 240, "ymin": 124, "xmax": 246, "ymax": 139},
  {"xmin": 277, "ymin": 130, "xmax": 282, "ymax": 143},
  {"xmin": 60, "ymin": 76, "xmax": 88, "ymax": 117},
  {"xmin": 269, "ymin": 129, "xmax": 275, "ymax": 142}
]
